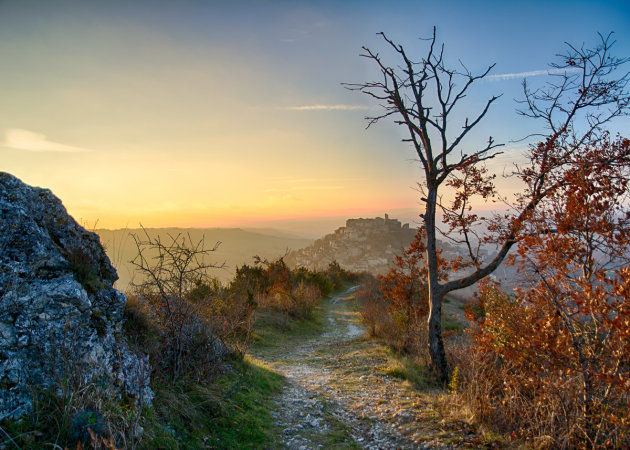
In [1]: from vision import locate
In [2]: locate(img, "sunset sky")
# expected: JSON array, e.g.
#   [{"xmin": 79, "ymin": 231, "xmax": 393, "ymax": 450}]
[{"xmin": 1, "ymin": 0, "xmax": 629, "ymax": 233}]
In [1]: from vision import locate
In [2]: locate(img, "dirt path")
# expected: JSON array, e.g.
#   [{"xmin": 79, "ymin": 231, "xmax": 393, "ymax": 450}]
[{"xmin": 252, "ymin": 286, "xmax": 481, "ymax": 449}]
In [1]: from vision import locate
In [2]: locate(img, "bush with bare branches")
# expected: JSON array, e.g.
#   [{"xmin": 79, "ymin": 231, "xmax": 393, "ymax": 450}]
[{"xmin": 129, "ymin": 228, "xmax": 227, "ymax": 381}]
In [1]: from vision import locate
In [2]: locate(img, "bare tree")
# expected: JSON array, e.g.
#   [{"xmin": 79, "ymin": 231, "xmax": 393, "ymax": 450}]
[
  {"xmin": 130, "ymin": 226, "xmax": 223, "ymax": 300},
  {"xmin": 346, "ymin": 29, "xmax": 629, "ymax": 381},
  {"xmin": 130, "ymin": 226, "xmax": 224, "ymax": 380}
]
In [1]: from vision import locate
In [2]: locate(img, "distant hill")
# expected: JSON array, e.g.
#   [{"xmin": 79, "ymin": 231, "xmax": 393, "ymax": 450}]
[
  {"xmin": 241, "ymin": 227, "xmax": 310, "ymax": 240},
  {"xmin": 277, "ymin": 214, "xmax": 525, "ymax": 303},
  {"xmin": 284, "ymin": 214, "xmax": 462, "ymax": 276},
  {"xmin": 95, "ymin": 228, "xmax": 313, "ymax": 291}
]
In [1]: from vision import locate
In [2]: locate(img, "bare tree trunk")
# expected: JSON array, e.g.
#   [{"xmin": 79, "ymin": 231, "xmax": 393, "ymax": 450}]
[
  {"xmin": 425, "ymin": 186, "xmax": 449, "ymax": 382},
  {"xmin": 428, "ymin": 286, "xmax": 448, "ymax": 382},
  {"xmin": 347, "ymin": 29, "xmax": 629, "ymax": 390}
]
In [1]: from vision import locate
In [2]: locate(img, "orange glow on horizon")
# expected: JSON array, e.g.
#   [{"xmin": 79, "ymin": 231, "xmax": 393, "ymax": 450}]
[{"xmin": 68, "ymin": 199, "xmax": 422, "ymax": 230}]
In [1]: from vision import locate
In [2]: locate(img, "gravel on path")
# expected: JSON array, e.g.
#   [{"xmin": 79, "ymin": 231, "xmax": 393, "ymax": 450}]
[{"xmin": 252, "ymin": 286, "xmax": 483, "ymax": 449}]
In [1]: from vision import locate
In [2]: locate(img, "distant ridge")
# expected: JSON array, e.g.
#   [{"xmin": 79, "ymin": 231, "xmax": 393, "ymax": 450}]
[
  {"xmin": 95, "ymin": 227, "xmax": 313, "ymax": 290},
  {"xmin": 241, "ymin": 227, "xmax": 312, "ymax": 240}
]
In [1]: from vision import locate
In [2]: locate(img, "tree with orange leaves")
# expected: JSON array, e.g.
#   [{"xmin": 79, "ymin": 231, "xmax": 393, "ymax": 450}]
[
  {"xmin": 379, "ymin": 229, "xmax": 464, "ymax": 351},
  {"xmin": 379, "ymin": 231, "xmax": 429, "ymax": 321},
  {"xmin": 378, "ymin": 230, "xmax": 429, "ymax": 352},
  {"xmin": 468, "ymin": 135, "xmax": 630, "ymax": 447},
  {"xmin": 348, "ymin": 29, "xmax": 630, "ymax": 381}
]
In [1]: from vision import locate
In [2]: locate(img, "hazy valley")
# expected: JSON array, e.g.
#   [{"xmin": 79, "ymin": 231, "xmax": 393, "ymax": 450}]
[{"xmin": 96, "ymin": 227, "xmax": 314, "ymax": 289}]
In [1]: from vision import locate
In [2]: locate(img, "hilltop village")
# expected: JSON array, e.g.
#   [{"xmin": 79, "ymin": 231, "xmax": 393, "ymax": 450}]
[
  {"xmin": 286, "ymin": 215, "xmax": 414, "ymax": 273},
  {"xmin": 286, "ymin": 215, "xmax": 461, "ymax": 274}
]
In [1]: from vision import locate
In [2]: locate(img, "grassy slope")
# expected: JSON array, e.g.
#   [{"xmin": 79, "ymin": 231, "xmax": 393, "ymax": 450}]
[
  {"xmin": 0, "ymin": 357, "xmax": 284, "ymax": 449},
  {"xmin": 141, "ymin": 294, "xmax": 330, "ymax": 449},
  {"xmin": 142, "ymin": 358, "xmax": 283, "ymax": 449},
  {"xmin": 251, "ymin": 307, "xmax": 325, "ymax": 354}
]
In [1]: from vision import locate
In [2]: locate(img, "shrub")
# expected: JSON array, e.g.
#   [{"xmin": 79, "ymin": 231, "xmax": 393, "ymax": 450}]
[
  {"xmin": 357, "ymin": 274, "xmax": 388, "ymax": 337},
  {"xmin": 129, "ymin": 228, "xmax": 227, "ymax": 381},
  {"xmin": 292, "ymin": 267, "xmax": 334, "ymax": 297},
  {"xmin": 357, "ymin": 274, "xmax": 430, "ymax": 361},
  {"xmin": 205, "ymin": 283, "xmax": 256, "ymax": 358},
  {"xmin": 456, "ymin": 279, "xmax": 630, "ymax": 448},
  {"xmin": 247, "ymin": 256, "xmax": 323, "ymax": 319}
]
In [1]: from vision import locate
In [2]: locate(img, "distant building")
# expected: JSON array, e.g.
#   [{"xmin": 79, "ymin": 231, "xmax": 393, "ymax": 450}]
[{"xmin": 284, "ymin": 215, "xmax": 417, "ymax": 274}]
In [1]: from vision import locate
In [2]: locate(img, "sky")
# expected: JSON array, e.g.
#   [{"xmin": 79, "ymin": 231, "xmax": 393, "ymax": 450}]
[{"xmin": 1, "ymin": 0, "xmax": 629, "ymax": 234}]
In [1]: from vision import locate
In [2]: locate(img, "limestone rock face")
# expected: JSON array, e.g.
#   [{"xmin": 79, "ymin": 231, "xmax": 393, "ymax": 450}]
[{"xmin": 0, "ymin": 172, "xmax": 152, "ymax": 420}]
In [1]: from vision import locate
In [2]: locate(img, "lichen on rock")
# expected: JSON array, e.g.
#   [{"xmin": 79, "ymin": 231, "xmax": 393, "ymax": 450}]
[{"xmin": 0, "ymin": 172, "xmax": 152, "ymax": 420}]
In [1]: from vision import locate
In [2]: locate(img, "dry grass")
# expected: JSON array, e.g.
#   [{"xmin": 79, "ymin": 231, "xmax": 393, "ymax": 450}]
[{"xmin": 444, "ymin": 336, "xmax": 630, "ymax": 449}]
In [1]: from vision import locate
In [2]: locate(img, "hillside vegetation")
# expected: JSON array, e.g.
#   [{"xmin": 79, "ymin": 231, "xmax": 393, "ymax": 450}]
[
  {"xmin": 96, "ymin": 227, "xmax": 313, "ymax": 289},
  {"xmin": 0, "ymin": 223, "xmax": 356, "ymax": 448}
]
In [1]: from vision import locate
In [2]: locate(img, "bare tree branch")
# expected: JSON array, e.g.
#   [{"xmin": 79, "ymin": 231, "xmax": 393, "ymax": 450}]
[{"xmin": 348, "ymin": 29, "xmax": 629, "ymax": 382}]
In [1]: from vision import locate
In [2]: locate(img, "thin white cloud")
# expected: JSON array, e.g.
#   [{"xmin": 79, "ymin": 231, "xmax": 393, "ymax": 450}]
[
  {"xmin": 280, "ymin": 104, "xmax": 369, "ymax": 111},
  {"xmin": 279, "ymin": 19, "xmax": 332, "ymax": 43},
  {"xmin": 3, "ymin": 128, "xmax": 93, "ymax": 152},
  {"xmin": 487, "ymin": 67, "xmax": 581, "ymax": 81}
]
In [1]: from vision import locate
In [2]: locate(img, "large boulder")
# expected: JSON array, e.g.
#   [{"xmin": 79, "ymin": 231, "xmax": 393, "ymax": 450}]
[{"xmin": 0, "ymin": 172, "xmax": 152, "ymax": 420}]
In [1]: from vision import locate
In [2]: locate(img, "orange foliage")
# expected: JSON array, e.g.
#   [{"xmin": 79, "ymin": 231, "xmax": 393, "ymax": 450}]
[
  {"xmin": 375, "ymin": 230, "xmax": 464, "ymax": 352},
  {"xmin": 247, "ymin": 257, "xmax": 322, "ymax": 319},
  {"xmin": 378, "ymin": 230, "xmax": 430, "ymax": 323},
  {"xmin": 379, "ymin": 229, "xmax": 464, "ymax": 320},
  {"xmin": 466, "ymin": 136, "xmax": 630, "ymax": 447}
]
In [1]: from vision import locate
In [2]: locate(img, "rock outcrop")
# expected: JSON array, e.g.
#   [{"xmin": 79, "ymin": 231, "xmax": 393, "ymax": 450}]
[
  {"xmin": 0, "ymin": 172, "xmax": 152, "ymax": 420},
  {"xmin": 285, "ymin": 215, "xmax": 417, "ymax": 273}
]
